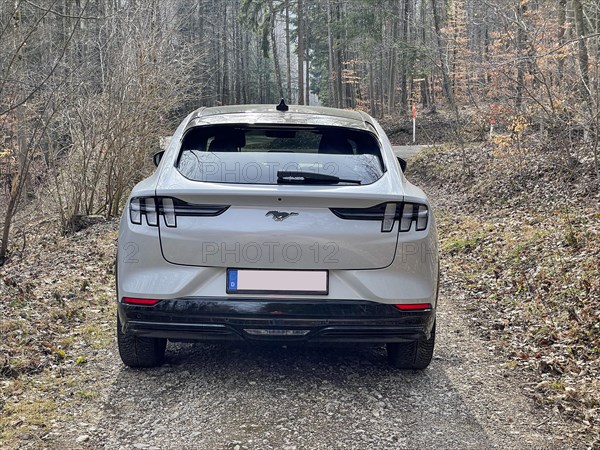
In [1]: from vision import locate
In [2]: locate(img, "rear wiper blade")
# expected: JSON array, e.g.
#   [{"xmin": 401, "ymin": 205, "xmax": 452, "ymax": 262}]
[{"xmin": 277, "ymin": 171, "xmax": 361, "ymax": 185}]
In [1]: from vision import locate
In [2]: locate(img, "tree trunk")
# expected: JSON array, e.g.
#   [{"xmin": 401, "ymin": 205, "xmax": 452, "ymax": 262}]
[
  {"xmin": 388, "ymin": 9, "xmax": 399, "ymax": 115},
  {"xmin": 214, "ymin": 0, "xmax": 221, "ymax": 105},
  {"xmin": 378, "ymin": 50, "xmax": 384, "ymax": 118},
  {"xmin": 297, "ymin": 0, "xmax": 304, "ymax": 104},
  {"xmin": 234, "ymin": 16, "xmax": 241, "ymax": 103},
  {"xmin": 431, "ymin": 0, "xmax": 455, "ymax": 110},
  {"xmin": 515, "ymin": 3, "xmax": 526, "ymax": 111},
  {"xmin": 556, "ymin": 0, "xmax": 567, "ymax": 86},
  {"xmin": 269, "ymin": 1, "xmax": 284, "ymax": 99},
  {"xmin": 304, "ymin": 5, "xmax": 310, "ymax": 106},
  {"xmin": 285, "ymin": 0, "xmax": 292, "ymax": 100},
  {"xmin": 239, "ymin": 29, "xmax": 247, "ymax": 103},
  {"xmin": 1, "ymin": 2, "xmax": 25, "ymax": 264},
  {"xmin": 0, "ymin": 174, "xmax": 21, "ymax": 264},
  {"xmin": 327, "ymin": 0, "xmax": 337, "ymax": 107},
  {"xmin": 421, "ymin": 76, "xmax": 430, "ymax": 108},
  {"xmin": 335, "ymin": 2, "xmax": 344, "ymax": 107},
  {"xmin": 369, "ymin": 61, "xmax": 376, "ymax": 116},
  {"xmin": 573, "ymin": 0, "xmax": 590, "ymax": 99},
  {"xmin": 400, "ymin": 0, "xmax": 410, "ymax": 113},
  {"xmin": 221, "ymin": 4, "xmax": 230, "ymax": 104}
]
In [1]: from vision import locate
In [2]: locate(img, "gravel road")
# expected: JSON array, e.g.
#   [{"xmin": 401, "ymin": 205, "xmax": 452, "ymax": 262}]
[
  {"xmin": 393, "ymin": 145, "xmax": 428, "ymax": 159},
  {"xmin": 60, "ymin": 294, "xmax": 577, "ymax": 450},
  {"xmin": 41, "ymin": 146, "xmax": 580, "ymax": 449}
]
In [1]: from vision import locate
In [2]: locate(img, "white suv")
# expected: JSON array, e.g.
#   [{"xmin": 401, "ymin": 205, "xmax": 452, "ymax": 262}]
[{"xmin": 116, "ymin": 102, "xmax": 439, "ymax": 369}]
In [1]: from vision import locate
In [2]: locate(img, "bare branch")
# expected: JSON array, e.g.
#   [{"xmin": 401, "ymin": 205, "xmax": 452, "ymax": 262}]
[
  {"xmin": 0, "ymin": 0, "xmax": 92, "ymax": 116},
  {"xmin": 23, "ymin": 0, "xmax": 107, "ymax": 20}
]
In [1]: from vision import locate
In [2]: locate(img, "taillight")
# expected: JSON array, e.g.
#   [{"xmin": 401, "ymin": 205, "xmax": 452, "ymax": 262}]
[
  {"xmin": 122, "ymin": 297, "xmax": 161, "ymax": 306},
  {"xmin": 144, "ymin": 197, "xmax": 158, "ymax": 226},
  {"xmin": 394, "ymin": 303, "xmax": 432, "ymax": 311},
  {"xmin": 330, "ymin": 202, "xmax": 429, "ymax": 232},
  {"xmin": 129, "ymin": 198, "xmax": 143, "ymax": 225},
  {"xmin": 128, "ymin": 196, "xmax": 229, "ymax": 227},
  {"xmin": 401, "ymin": 203, "xmax": 429, "ymax": 232},
  {"xmin": 161, "ymin": 197, "xmax": 176, "ymax": 227},
  {"xmin": 382, "ymin": 203, "xmax": 397, "ymax": 232},
  {"xmin": 129, "ymin": 197, "xmax": 157, "ymax": 225}
]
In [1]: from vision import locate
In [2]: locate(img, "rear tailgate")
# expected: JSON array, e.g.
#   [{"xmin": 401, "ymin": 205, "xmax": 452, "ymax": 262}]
[{"xmin": 157, "ymin": 185, "xmax": 402, "ymax": 270}]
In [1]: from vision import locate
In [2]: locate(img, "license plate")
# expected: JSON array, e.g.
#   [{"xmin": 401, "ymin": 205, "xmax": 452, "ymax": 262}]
[{"xmin": 227, "ymin": 269, "xmax": 328, "ymax": 295}]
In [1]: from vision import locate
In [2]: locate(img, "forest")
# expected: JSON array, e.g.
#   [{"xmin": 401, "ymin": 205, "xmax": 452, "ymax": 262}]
[{"xmin": 1, "ymin": 0, "xmax": 600, "ymax": 261}]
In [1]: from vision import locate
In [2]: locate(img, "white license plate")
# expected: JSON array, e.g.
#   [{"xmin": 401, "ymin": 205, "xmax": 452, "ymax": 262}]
[{"xmin": 227, "ymin": 269, "xmax": 328, "ymax": 295}]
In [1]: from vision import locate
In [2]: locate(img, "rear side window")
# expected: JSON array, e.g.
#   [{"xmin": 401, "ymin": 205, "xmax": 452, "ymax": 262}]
[{"xmin": 177, "ymin": 125, "xmax": 384, "ymax": 185}]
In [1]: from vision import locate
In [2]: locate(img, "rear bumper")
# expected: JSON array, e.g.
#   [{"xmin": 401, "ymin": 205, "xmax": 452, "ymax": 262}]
[{"xmin": 117, "ymin": 298, "xmax": 436, "ymax": 343}]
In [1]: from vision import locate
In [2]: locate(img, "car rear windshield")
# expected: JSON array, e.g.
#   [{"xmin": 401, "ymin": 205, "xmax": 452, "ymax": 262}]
[{"xmin": 176, "ymin": 125, "xmax": 384, "ymax": 185}]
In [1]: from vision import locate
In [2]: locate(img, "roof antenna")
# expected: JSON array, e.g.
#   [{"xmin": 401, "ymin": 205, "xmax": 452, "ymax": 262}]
[{"xmin": 276, "ymin": 98, "xmax": 289, "ymax": 112}]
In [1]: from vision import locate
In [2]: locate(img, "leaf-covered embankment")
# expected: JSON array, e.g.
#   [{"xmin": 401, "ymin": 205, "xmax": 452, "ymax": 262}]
[
  {"xmin": 408, "ymin": 142, "xmax": 599, "ymax": 445},
  {"xmin": 0, "ymin": 220, "xmax": 117, "ymax": 445}
]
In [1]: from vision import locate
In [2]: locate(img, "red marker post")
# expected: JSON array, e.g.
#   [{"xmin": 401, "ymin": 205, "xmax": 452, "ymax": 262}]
[
  {"xmin": 412, "ymin": 104, "xmax": 417, "ymax": 143},
  {"xmin": 490, "ymin": 114, "xmax": 495, "ymax": 139}
]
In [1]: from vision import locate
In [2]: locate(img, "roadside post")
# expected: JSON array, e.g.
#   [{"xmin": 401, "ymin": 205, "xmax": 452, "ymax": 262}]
[{"xmin": 490, "ymin": 114, "xmax": 495, "ymax": 139}]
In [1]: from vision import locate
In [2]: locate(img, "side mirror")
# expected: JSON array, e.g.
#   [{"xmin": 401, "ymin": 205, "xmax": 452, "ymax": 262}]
[
  {"xmin": 397, "ymin": 157, "xmax": 407, "ymax": 173},
  {"xmin": 153, "ymin": 150, "xmax": 165, "ymax": 167}
]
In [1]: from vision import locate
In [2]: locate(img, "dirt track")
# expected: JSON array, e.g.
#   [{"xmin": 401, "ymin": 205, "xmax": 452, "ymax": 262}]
[
  {"xmin": 39, "ymin": 295, "xmax": 577, "ymax": 450},
  {"xmin": 35, "ymin": 146, "xmax": 581, "ymax": 450}
]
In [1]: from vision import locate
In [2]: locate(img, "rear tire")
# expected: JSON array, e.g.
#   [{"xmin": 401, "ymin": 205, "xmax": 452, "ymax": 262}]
[
  {"xmin": 117, "ymin": 315, "xmax": 166, "ymax": 368},
  {"xmin": 387, "ymin": 322, "xmax": 435, "ymax": 369}
]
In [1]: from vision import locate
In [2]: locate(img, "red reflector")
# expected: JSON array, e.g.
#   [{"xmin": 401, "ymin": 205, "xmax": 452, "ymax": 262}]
[
  {"xmin": 394, "ymin": 303, "xmax": 432, "ymax": 311},
  {"xmin": 123, "ymin": 297, "xmax": 161, "ymax": 306}
]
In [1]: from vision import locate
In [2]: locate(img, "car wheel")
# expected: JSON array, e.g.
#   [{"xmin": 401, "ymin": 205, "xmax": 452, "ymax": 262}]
[
  {"xmin": 387, "ymin": 322, "xmax": 435, "ymax": 369},
  {"xmin": 117, "ymin": 315, "xmax": 166, "ymax": 368}
]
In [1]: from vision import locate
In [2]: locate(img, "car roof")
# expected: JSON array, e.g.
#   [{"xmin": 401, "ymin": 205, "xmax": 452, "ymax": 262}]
[{"xmin": 186, "ymin": 104, "xmax": 376, "ymax": 132}]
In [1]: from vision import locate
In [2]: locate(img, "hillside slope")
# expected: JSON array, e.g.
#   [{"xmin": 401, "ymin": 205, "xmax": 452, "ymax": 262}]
[{"xmin": 408, "ymin": 142, "xmax": 599, "ymax": 444}]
